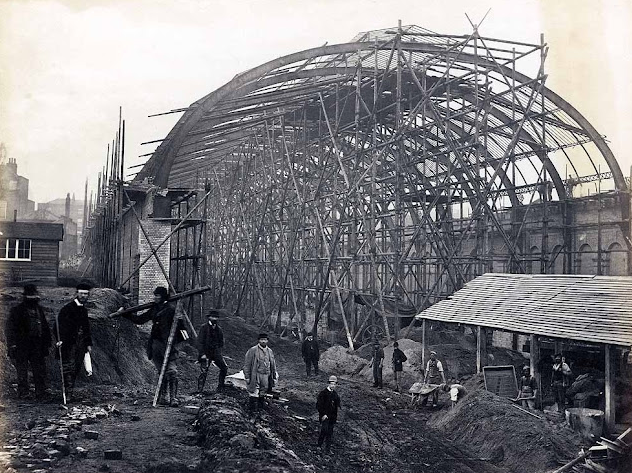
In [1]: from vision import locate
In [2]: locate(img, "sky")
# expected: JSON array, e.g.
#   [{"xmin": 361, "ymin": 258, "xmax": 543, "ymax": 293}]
[{"xmin": 0, "ymin": 0, "xmax": 630, "ymax": 203}]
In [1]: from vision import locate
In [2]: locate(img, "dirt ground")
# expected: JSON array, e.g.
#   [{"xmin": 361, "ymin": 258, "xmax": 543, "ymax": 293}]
[{"xmin": 0, "ymin": 286, "xmax": 589, "ymax": 473}]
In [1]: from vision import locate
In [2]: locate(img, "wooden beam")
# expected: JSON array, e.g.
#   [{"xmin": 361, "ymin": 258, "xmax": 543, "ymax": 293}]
[
  {"xmin": 421, "ymin": 318, "xmax": 426, "ymax": 373},
  {"xmin": 605, "ymin": 344, "xmax": 615, "ymax": 432},
  {"xmin": 530, "ymin": 334, "xmax": 541, "ymax": 409},
  {"xmin": 476, "ymin": 325, "xmax": 487, "ymax": 373}
]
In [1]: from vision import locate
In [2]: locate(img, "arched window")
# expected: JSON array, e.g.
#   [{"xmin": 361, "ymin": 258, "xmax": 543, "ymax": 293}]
[
  {"xmin": 528, "ymin": 245, "xmax": 540, "ymax": 274},
  {"xmin": 577, "ymin": 243, "xmax": 593, "ymax": 275},
  {"xmin": 606, "ymin": 242, "xmax": 627, "ymax": 276}
]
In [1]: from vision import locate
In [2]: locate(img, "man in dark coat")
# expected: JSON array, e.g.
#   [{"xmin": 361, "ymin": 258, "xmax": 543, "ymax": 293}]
[
  {"xmin": 369, "ymin": 340, "xmax": 384, "ymax": 388},
  {"xmin": 301, "ymin": 331, "xmax": 320, "ymax": 377},
  {"xmin": 196, "ymin": 309, "xmax": 228, "ymax": 390},
  {"xmin": 392, "ymin": 341, "xmax": 408, "ymax": 392},
  {"xmin": 317, "ymin": 375, "xmax": 341, "ymax": 454},
  {"xmin": 5, "ymin": 284, "xmax": 52, "ymax": 399},
  {"xmin": 121, "ymin": 286, "xmax": 185, "ymax": 406},
  {"xmin": 55, "ymin": 282, "xmax": 93, "ymax": 400}
]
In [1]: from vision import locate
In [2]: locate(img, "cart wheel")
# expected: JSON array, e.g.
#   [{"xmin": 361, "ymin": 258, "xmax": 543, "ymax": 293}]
[{"xmin": 361, "ymin": 324, "xmax": 386, "ymax": 345}]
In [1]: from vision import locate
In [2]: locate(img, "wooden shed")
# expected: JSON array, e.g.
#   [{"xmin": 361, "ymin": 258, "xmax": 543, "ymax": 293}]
[
  {"xmin": 415, "ymin": 273, "xmax": 632, "ymax": 432},
  {"xmin": 0, "ymin": 221, "xmax": 64, "ymax": 285}
]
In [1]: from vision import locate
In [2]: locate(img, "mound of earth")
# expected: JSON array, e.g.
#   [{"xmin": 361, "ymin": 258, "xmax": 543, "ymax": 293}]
[
  {"xmin": 428, "ymin": 388, "xmax": 585, "ymax": 473},
  {"xmin": 319, "ymin": 345, "xmax": 368, "ymax": 377},
  {"xmin": 196, "ymin": 395, "xmax": 314, "ymax": 473}
]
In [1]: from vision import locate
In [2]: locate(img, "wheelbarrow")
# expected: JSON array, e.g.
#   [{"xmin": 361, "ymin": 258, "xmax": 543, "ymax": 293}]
[{"xmin": 409, "ymin": 382, "xmax": 442, "ymax": 408}]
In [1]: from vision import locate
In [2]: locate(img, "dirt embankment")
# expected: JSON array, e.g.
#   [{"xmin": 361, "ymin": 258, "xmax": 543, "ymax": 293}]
[{"xmin": 428, "ymin": 386, "xmax": 585, "ymax": 473}]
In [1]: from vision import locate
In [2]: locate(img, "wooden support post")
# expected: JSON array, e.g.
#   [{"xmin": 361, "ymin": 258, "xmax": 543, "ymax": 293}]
[
  {"xmin": 605, "ymin": 344, "xmax": 615, "ymax": 432},
  {"xmin": 421, "ymin": 318, "xmax": 426, "ymax": 374},
  {"xmin": 476, "ymin": 326, "xmax": 487, "ymax": 373},
  {"xmin": 530, "ymin": 334, "xmax": 541, "ymax": 409}
]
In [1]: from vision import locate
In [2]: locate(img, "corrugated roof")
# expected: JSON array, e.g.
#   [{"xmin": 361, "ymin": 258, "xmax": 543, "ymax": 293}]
[
  {"xmin": 416, "ymin": 273, "xmax": 632, "ymax": 347},
  {"xmin": 0, "ymin": 221, "xmax": 64, "ymax": 241}
]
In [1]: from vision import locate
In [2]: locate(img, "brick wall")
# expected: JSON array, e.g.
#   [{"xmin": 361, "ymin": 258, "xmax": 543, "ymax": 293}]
[{"xmin": 138, "ymin": 219, "xmax": 171, "ymax": 304}]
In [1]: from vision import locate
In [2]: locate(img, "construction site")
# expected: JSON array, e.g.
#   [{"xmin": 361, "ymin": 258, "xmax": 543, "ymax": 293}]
[{"xmin": 1, "ymin": 22, "xmax": 632, "ymax": 473}]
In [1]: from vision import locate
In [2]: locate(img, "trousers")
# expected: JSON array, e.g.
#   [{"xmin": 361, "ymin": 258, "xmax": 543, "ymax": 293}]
[
  {"xmin": 318, "ymin": 419, "xmax": 336, "ymax": 451},
  {"xmin": 14, "ymin": 346, "xmax": 47, "ymax": 396}
]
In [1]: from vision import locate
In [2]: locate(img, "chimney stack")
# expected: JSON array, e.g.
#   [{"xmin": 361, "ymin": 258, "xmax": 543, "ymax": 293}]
[{"xmin": 65, "ymin": 193, "xmax": 71, "ymax": 220}]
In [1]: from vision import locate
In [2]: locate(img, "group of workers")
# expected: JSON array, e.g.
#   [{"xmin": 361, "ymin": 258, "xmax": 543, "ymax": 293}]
[
  {"xmin": 6, "ymin": 283, "xmax": 93, "ymax": 401},
  {"xmin": 6, "ymin": 283, "xmax": 574, "ymax": 456}
]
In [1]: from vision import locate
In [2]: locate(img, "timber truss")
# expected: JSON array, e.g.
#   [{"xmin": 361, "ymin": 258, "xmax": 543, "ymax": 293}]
[{"xmin": 135, "ymin": 24, "xmax": 629, "ymax": 340}]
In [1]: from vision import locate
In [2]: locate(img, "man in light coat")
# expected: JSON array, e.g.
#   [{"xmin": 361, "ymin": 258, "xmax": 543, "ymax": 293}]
[{"xmin": 244, "ymin": 333, "xmax": 278, "ymax": 412}]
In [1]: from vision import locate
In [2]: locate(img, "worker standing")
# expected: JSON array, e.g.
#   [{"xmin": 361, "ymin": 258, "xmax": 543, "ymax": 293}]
[
  {"xmin": 369, "ymin": 340, "xmax": 384, "ymax": 388},
  {"xmin": 55, "ymin": 282, "xmax": 93, "ymax": 401},
  {"xmin": 423, "ymin": 351, "xmax": 446, "ymax": 407},
  {"xmin": 518, "ymin": 365, "xmax": 538, "ymax": 409},
  {"xmin": 244, "ymin": 333, "xmax": 278, "ymax": 412},
  {"xmin": 316, "ymin": 375, "xmax": 341, "ymax": 455},
  {"xmin": 196, "ymin": 310, "xmax": 229, "ymax": 391},
  {"xmin": 551, "ymin": 354, "xmax": 572, "ymax": 413},
  {"xmin": 301, "ymin": 331, "xmax": 320, "ymax": 377},
  {"xmin": 118, "ymin": 286, "xmax": 186, "ymax": 407},
  {"xmin": 5, "ymin": 284, "xmax": 52, "ymax": 400},
  {"xmin": 391, "ymin": 341, "xmax": 408, "ymax": 392}
]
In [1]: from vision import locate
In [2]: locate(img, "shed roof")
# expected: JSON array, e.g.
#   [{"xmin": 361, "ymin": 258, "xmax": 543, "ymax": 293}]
[
  {"xmin": 0, "ymin": 221, "xmax": 64, "ymax": 241},
  {"xmin": 415, "ymin": 273, "xmax": 632, "ymax": 348}
]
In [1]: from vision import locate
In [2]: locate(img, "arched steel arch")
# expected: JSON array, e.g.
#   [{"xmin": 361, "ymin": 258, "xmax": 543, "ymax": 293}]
[{"xmin": 136, "ymin": 26, "xmax": 629, "ymax": 340}]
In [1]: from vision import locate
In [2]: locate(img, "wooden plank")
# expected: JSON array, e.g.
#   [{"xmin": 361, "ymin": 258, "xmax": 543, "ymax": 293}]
[{"xmin": 605, "ymin": 345, "xmax": 615, "ymax": 432}]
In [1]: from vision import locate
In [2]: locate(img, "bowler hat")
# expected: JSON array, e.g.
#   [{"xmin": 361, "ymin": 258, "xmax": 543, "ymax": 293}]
[
  {"xmin": 153, "ymin": 286, "xmax": 169, "ymax": 299},
  {"xmin": 23, "ymin": 284, "xmax": 39, "ymax": 297},
  {"xmin": 258, "ymin": 333, "xmax": 269, "ymax": 340}
]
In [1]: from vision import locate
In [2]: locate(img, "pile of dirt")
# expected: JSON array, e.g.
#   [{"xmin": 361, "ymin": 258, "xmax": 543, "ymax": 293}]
[
  {"xmin": 428, "ymin": 388, "xmax": 585, "ymax": 473},
  {"xmin": 76, "ymin": 288, "xmax": 153, "ymax": 386},
  {"xmin": 319, "ymin": 346, "xmax": 367, "ymax": 376},
  {"xmin": 196, "ymin": 394, "xmax": 314, "ymax": 473}
]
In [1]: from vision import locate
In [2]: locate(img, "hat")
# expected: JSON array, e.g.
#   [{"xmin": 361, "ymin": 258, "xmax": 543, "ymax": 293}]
[
  {"xmin": 206, "ymin": 309, "xmax": 220, "ymax": 319},
  {"xmin": 393, "ymin": 341, "xmax": 399, "ymax": 347},
  {"xmin": 328, "ymin": 375, "xmax": 337, "ymax": 383},
  {"xmin": 258, "ymin": 333, "xmax": 269, "ymax": 340},
  {"xmin": 76, "ymin": 282, "xmax": 92, "ymax": 291},
  {"xmin": 153, "ymin": 286, "xmax": 169, "ymax": 299},
  {"xmin": 306, "ymin": 331, "xmax": 313, "ymax": 337},
  {"xmin": 430, "ymin": 350, "xmax": 437, "ymax": 356},
  {"xmin": 23, "ymin": 284, "xmax": 39, "ymax": 297}
]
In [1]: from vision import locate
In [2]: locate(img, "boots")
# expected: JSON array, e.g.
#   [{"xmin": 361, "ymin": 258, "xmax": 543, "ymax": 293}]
[
  {"xmin": 248, "ymin": 396, "xmax": 258, "ymax": 414},
  {"xmin": 169, "ymin": 378, "xmax": 179, "ymax": 407},
  {"xmin": 157, "ymin": 383, "xmax": 169, "ymax": 406}
]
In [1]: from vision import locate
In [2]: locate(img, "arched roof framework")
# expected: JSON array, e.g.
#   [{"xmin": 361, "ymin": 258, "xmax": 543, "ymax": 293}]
[{"xmin": 136, "ymin": 26, "xmax": 628, "ymax": 334}]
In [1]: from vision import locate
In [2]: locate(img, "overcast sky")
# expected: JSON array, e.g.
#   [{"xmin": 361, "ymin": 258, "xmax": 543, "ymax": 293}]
[{"xmin": 1, "ymin": 0, "xmax": 630, "ymax": 203}]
